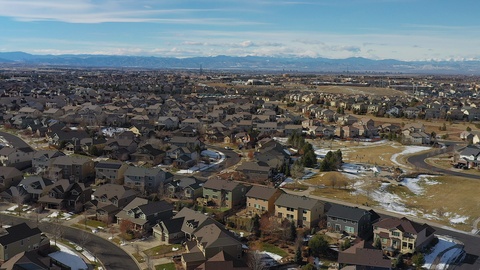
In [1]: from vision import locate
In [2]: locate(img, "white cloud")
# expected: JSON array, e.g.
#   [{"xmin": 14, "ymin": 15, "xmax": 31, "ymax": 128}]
[{"xmin": 0, "ymin": 0, "xmax": 262, "ymax": 25}]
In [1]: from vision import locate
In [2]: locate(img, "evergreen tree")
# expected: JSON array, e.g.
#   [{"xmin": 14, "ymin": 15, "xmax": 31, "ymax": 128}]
[
  {"xmin": 294, "ymin": 247, "xmax": 303, "ymax": 264},
  {"xmin": 252, "ymin": 214, "xmax": 261, "ymax": 237},
  {"xmin": 289, "ymin": 221, "xmax": 297, "ymax": 242}
]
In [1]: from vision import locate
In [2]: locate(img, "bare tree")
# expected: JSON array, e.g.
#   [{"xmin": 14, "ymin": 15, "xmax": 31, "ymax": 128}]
[
  {"xmin": 329, "ymin": 173, "xmax": 338, "ymax": 189},
  {"xmin": 79, "ymin": 231, "xmax": 90, "ymax": 250},
  {"xmin": 51, "ymin": 222, "xmax": 64, "ymax": 246},
  {"xmin": 247, "ymin": 250, "xmax": 268, "ymax": 270}
]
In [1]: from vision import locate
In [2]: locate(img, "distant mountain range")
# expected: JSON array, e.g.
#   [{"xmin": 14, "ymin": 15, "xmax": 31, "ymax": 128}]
[{"xmin": 0, "ymin": 51, "xmax": 479, "ymax": 74}]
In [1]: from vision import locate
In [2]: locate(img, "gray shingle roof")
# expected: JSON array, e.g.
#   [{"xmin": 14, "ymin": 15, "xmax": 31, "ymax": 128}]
[
  {"xmin": 327, "ymin": 204, "xmax": 369, "ymax": 221},
  {"xmin": 246, "ymin": 186, "xmax": 280, "ymax": 200},
  {"xmin": 203, "ymin": 178, "xmax": 240, "ymax": 191},
  {"xmin": 0, "ymin": 223, "xmax": 42, "ymax": 245},
  {"xmin": 275, "ymin": 193, "xmax": 322, "ymax": 210}
]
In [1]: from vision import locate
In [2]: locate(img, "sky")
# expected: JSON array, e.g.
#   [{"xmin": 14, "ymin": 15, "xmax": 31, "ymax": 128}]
[{"xmin": 0, "ymin": 0, "xmax": 479, "ymax": 61}]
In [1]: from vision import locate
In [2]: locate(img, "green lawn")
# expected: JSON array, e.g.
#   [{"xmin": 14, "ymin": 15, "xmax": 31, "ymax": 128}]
[
  {"xmin": 144, "ymin": 244, "xmax": 182, "ymax": 257},
  {"xmin": 71, "ymin": 224, "xmax": 91, "ymax": 231},
  {"xmin": 260, "ymin": 243, "xmax": 288, "ymax": 258},
  {"xmin": 154, "ymin": 263, "xmax": 176, "ymax": 270},
  {"xmin": 132, "ymin": 253, "xmax": 145, "ymax": 263},
  {"xmin": 78, "ymin": 219, "xmax": 107, "ymax": 228}
]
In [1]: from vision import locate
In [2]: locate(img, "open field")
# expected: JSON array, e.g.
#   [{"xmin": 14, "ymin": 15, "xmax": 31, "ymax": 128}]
[
  {"xmin": 306, "ymin": 173, "xmax": 480, "ymax": 232},
  {"xmin": 307, "ymin": 172, "xmax": 377, "ymax": 206},
  {"xmin": 308, "ymin": 85, "xmax": 407, "ymax": 96},
  {"xmin": 203, "ymin": 81, "xmax": 407, "ymax": 96}
]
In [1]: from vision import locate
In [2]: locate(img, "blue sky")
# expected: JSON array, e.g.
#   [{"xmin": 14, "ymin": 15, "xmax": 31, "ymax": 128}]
[{"xmin": 0, "ymin": 0, "xmax": 478, "ymax": 60}]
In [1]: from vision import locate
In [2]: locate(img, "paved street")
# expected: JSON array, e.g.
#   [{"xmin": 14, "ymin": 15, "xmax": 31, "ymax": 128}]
[
  {"xmin": 0, "ymin": 131, "xmax": 32, "ymax": 149},
  {"xmin": 0, "ymin": 213, "xmax": 140, "ymax": 270}
]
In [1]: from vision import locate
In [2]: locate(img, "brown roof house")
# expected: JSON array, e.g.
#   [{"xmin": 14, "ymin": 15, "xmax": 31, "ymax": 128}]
[
  {"xmin": 166, "ymin": 177, "xmax": 204, "ymax": 201},
  {"xmin": 338, "ymin": 240, "xmax": 392, "ymax": 270},
  {"xmin": 194, "ymin": 251, "xmax": 249, "ymax": 270},
  {"xmin": 274, "ymin": 193, "xmax": 325, "ymax": 228},
  {"xmin": 37, "ymin": 179, "xmax": 91, "ymax": 212},
  {"xmin": 85, "ymin": 184, "xmax": 138, "ymax": 223},
  {"xmin": 124, "ymin": 166, "xmax": 173, "ymax": 194},
  {"xmin": 182, "ymin": 223, "xmax": 243, "ymax": 270},
  {"xmin": 0, "ymin": 167, "xmax": 23, "ymax": 191},
  {"xmin": 0, "ymin": 146, "xmax": 34, "ymax": 171},
  {"xmin": 373, "ymin": 217, "xmax": 435, "ymax": 256},
  {"xmin": 94, "ymin": 160, "xmax": 129, "ymax": 185},
  {"xmin": 153, "ymin": 207, "xmax": 217, "ymax": 244},
  {"xmin": 115, "ymin": 198, "xmax": 174, "ymax": 233},
  {"xmin": 202, "ymin": 179, "xmax": 248, "ymax": 209},
  {"xmin": 47, "ymin": 155, "xmax": 94, "ymax": 183},
  {"xmin": 246, "ymin": 186, "xmax": 283, "ymax": 216}
]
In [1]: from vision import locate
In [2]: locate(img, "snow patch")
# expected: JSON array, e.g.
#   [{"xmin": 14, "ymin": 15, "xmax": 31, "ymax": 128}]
[
  {"xmin": 450, "ymin": 215, "xmax": 468, "ymax": 225},
  {"xmin": 49, "ymin": 242, "xmax": 88, "ymax": 270},
  {"xmin": 391, "ymin": 146, "xmax": 430, "ymax": 167},
  {"xmin": 423, "ymin": 236, "xmax": 458, "ymax": 269}
]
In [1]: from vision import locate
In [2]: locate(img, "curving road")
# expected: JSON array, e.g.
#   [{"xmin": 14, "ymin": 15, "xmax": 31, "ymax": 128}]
[
  {"xmin": 0, "ymin": 131, "xmax": 32, "ymax": 149},
  {"xmin": 0, "ymin": 214, "xmax": 139, "ymax": 270},
  {"xmin": 407, "ymin": 144, "xmax": 480, "ymax": 179}
]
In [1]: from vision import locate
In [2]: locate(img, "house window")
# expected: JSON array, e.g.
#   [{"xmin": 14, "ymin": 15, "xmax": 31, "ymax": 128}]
[
  {"xmin": 392, "ymin": 231, "xmax": 400, "ymax": 237},
  {"xmin": 344, "ymin": 226, "xmax": 355, "ymax": 234}
]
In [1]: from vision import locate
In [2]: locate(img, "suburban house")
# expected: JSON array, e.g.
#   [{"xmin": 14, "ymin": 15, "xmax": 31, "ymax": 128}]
[
  {"xmin": 0, "ymin": 146, "xmax": 34, "ymax": 170},
  {"xmin": 103, "ymin": 138, "xmax": 138, "ymax": 161},
  {"xmin": 193, "ymin": 251, "xmax": 249, "ymax": 270},
  {"xmin": 123, "ymin": 166, "xmax": 173, "ymax": 194},
  {"xmin": 85, "ymin": 184, "xmax": 138, "ymax": 223},
  {"xmin": 37, "ymin": 179, "xmax": 91, "ymax": 212},
  {"xmin": 202, "ymin": 179, "xmax": 248, "ymax": 209},
  {"xmin": 245, "ymin": 186, "xmax": 283, "ymax": 216},
  {"xmin": 94, "ymin": 160, "xmax": 129, "ymax": 185},
  {"xmin": 48, "ymin": 155, "xmax": 95, "ymax": 183},
  {"xmin": 0, "ymin": 223, "xmax": 50, "ymax": 263},
  {"xmin": 130, "ymin": 144, "xmax": 165, "ymax": 166},
  {"xmin": 373, "ymin": 217, "xmax": 436, "ymax": 255},
  {"xmin": 460, "ymin": 131, "xmax": 480, "ymax": 144},
  {"xmin": 274, "ymin": 193, "xmax": 325, "ymax": 228},
  {"xmin": 181, "ymin": 223, "xmax": 243, "ymax": 270},
  {"xmin": 31, "ymin": 150, "xmax": 66, "ymax": 174},
  {"xmin": 326, "ymin": 205, "xmax": 379, "ymax": 238},
  {"xmin": 166, "ymin": 177, "xmax": 204, "ymax": 201},
  {"xmin": 153, "ymin": 207, "xmax": 217, "ymax": 244},
  {"xmin": 0, "ymin": 167, "xmax": 23, "ymax": 191},
  {"xmin": 5, "ymin": 176, "xmax": 54, "ymax": 203},
  {"xmin": 0, "ymin": 250, "xmax": 58, "ymax": 270},
  {"xmin": 236, "ymin": 161, "xmax": 272, "ymax": 181},
  {"xmin": 156, "ymin": 116, "xmax": 179, "ymax": 130},
  {"xmin": 338, "ymin": 240, "xmax": 392, "ymax": 270},
  {"xmin": 457, "ymin": 145, "xmax": 480, "ymax": 168},
  {"xmin": 115, "ymin": 198, "xmax": 174, "ymax": 232},
  {"xmin": 169, "ymin": 136, "xmax": 205, "ymax": 151}
]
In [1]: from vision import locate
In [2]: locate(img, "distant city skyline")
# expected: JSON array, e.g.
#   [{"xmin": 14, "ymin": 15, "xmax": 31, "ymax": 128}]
[{"xmin": 0, "ymin": 0, "xmax": 479, "ymax": 61}]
